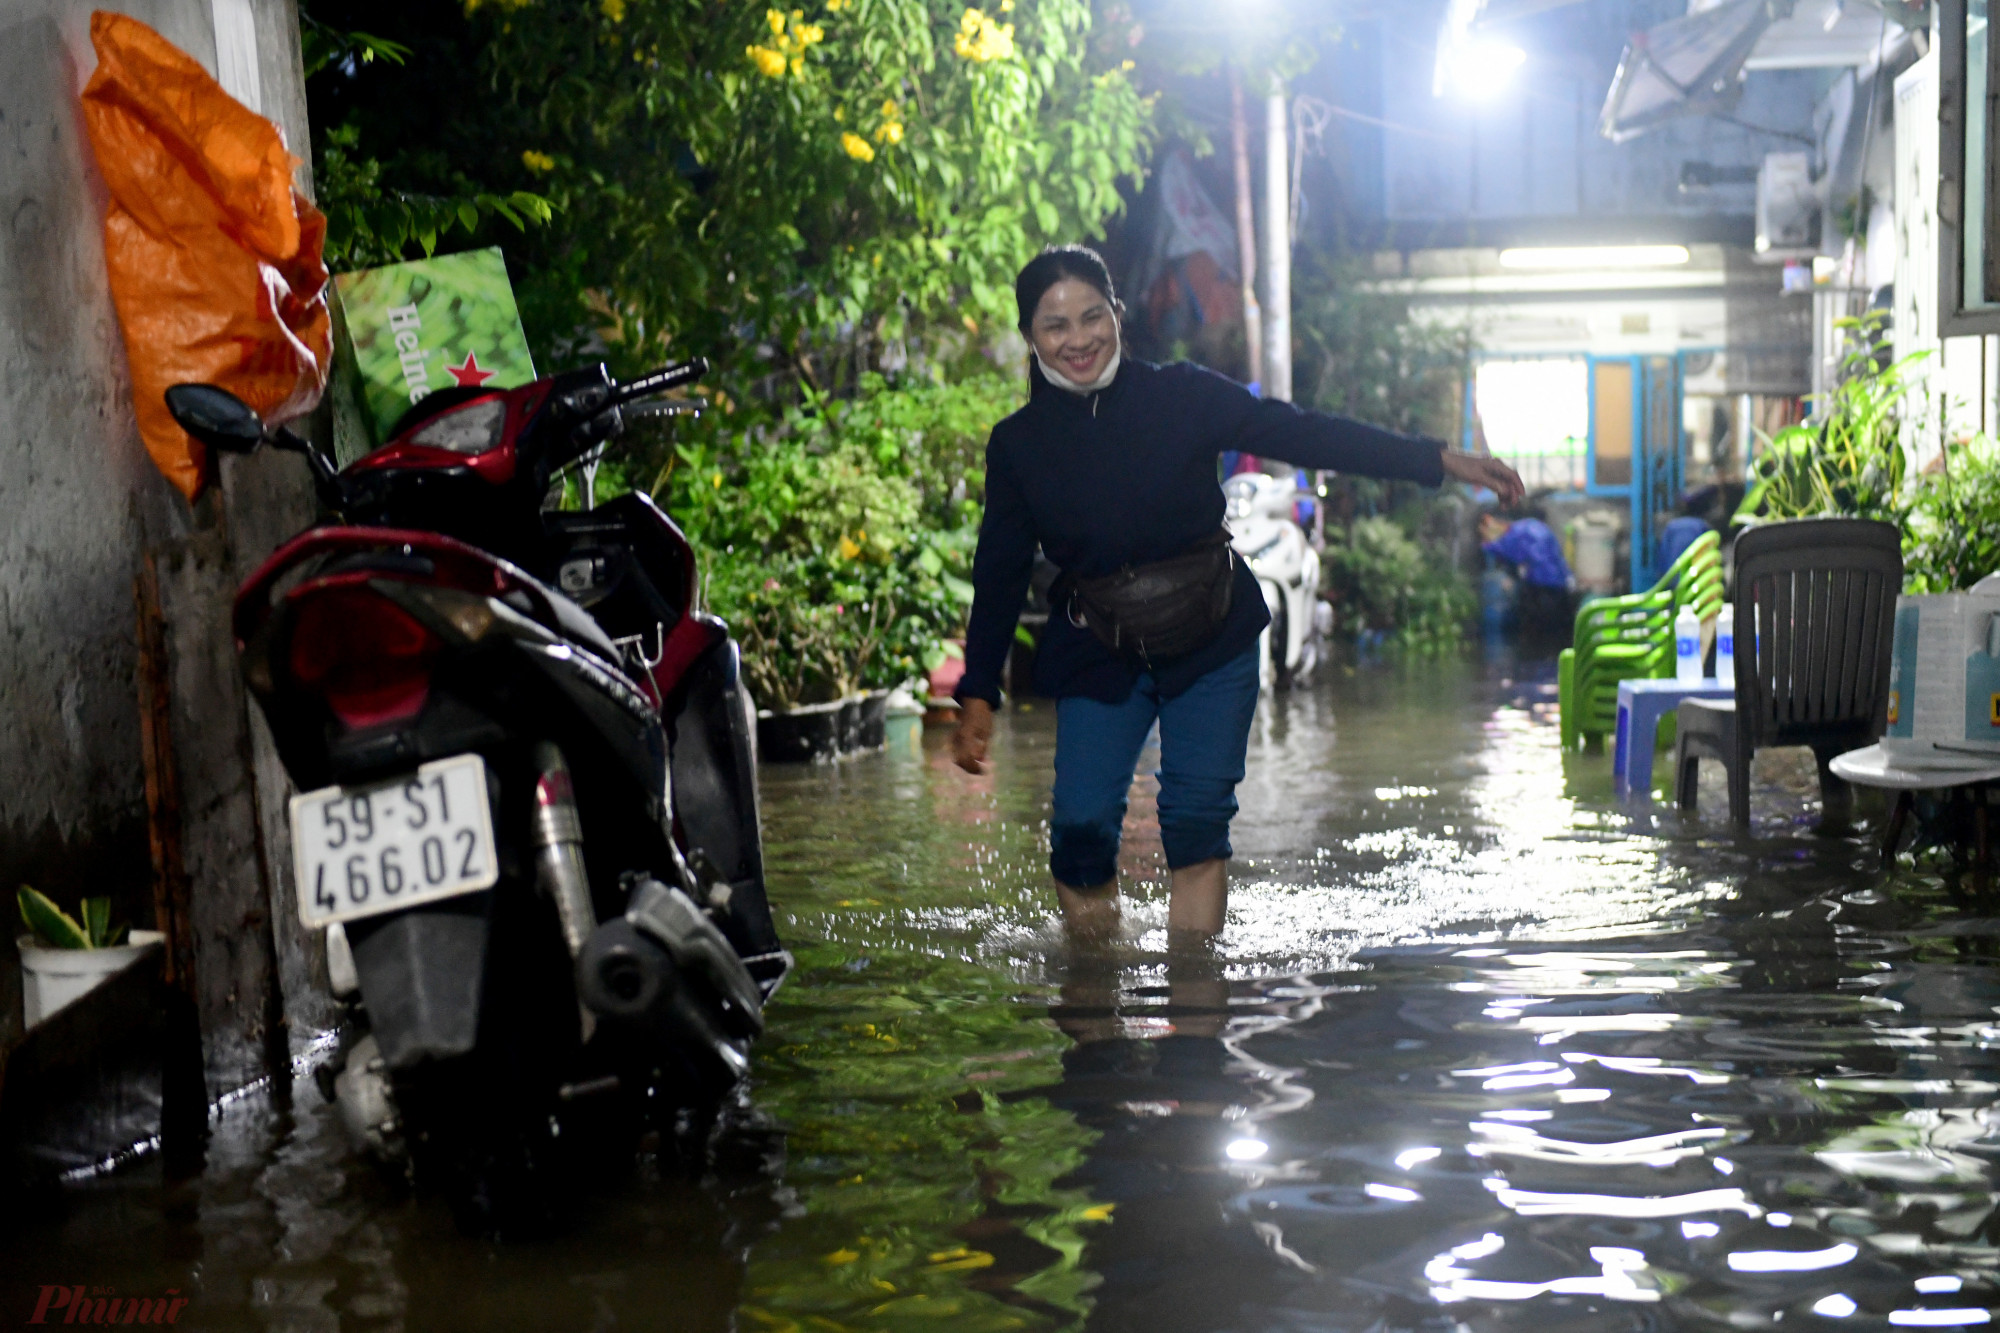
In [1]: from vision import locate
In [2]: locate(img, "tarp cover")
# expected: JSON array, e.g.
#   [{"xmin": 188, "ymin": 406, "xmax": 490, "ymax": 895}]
[{"xmin": 81, "ymin": 11, "xmax": 330, "ymax": 501}]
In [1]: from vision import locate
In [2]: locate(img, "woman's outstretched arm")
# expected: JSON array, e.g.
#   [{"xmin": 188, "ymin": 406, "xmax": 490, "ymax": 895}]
[{"xmin": 1189, "ymin": 365, "xmax": 1524, "ymax": 504}]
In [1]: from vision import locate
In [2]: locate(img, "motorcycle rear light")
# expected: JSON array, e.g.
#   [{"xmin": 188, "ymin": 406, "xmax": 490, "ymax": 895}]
[
  {"xmin": 408, "ymin": 397, "xmax": 507, "ymax": 454},
  {"xmin": 286, "ymin": 585, "xmax": 441, "ymax": 728}
]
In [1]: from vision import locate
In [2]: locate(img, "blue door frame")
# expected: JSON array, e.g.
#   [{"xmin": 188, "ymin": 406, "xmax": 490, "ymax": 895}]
[
  {"xmin": 1587, "ymin": 353, "xmax": 1686, "ymax": 592},
  {"xmin": 1466, "ymin": 351, "xmax": 1700, "ymax": 593}
]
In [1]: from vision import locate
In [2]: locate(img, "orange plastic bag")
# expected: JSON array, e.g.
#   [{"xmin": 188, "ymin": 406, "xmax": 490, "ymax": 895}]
[{"xmin": 81, "ymin": 11, "xmax": 330, "ymax": 502}]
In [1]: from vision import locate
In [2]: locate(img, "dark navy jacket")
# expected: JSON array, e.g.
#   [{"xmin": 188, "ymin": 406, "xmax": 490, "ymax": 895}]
[{"xmin": 959, "ymin": 359, "xmax": 1447, "ymax": 707}]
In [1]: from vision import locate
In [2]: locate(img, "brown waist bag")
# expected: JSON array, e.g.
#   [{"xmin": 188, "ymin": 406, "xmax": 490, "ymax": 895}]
[{"xmin": 1064, "ymin": 529, "xmax": 1237, "ymax": 664}]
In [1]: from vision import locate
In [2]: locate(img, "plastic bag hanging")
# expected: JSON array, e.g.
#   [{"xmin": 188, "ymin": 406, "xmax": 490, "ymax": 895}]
[{"xmin": 80, "ymin": 10, "xmax": 331, "ymax": 502}]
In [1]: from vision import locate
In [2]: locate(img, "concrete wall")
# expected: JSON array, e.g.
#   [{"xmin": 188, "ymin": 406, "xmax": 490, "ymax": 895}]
[{"xmin": 0, "ymin": 0, "xmax": 323, "ymax": 1103}]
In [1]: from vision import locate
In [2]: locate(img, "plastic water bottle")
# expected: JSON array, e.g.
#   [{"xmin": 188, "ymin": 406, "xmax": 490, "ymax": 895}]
[
  {"xmin": 1715, "ymin": 605, "xmax": 1735, "ymax": 685},
  {"xmin": 1675, "ymin": 605, "xmax": 1702, "ymax": 684}
]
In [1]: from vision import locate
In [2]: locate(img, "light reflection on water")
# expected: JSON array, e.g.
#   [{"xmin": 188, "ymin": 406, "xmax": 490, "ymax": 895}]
[{"xmin": 16, "ymin": 656, "xmax": 2000, "ymax": 1332}]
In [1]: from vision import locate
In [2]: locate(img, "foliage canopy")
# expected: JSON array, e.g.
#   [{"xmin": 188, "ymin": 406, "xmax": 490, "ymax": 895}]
[{"xmin": 306, "ymin": 0, "xmax": 1152, "ymax": 382}]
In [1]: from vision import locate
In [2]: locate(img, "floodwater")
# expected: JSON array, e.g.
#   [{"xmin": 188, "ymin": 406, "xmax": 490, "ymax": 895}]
[{"xmin": 16, "ymin": 654, "xmax": 2000, "ymax": 1331}]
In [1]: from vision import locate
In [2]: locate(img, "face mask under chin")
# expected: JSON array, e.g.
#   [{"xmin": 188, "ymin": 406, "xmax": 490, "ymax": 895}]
[{"xmin": 1035, "ymin": 337, "xmax": 1121, "ymax": 394}]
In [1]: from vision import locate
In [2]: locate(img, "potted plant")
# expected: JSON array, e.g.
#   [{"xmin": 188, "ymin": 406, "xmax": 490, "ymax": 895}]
[
  {"xmin": 16, "ymin": 886, "xmax": 162, "ymax": 1028},
  {"xmin": 660, "ymin": 372, "xmax": 1001, "ymax": 757}
]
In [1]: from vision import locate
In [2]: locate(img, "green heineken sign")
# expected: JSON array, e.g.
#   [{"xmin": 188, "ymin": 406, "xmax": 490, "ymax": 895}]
[{"xmin": 334, "ymin": 248, "xmax": 537, "ymax": 444}]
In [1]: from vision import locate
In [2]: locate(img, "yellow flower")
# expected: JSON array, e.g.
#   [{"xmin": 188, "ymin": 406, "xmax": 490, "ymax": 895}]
[
  {"xmin": 794, "ymin": 19, "xmax": 823, "ymax": 43},
  {"xmin": 790, "ymin": 56, "xmax": 803, "ymax": 75},
  {"xmin": 953, "ymin": 8, "xmax": 1015, "ymax": 62},
  {"xmin": 767, "ymin": 7, "xmax": 786, "ymax": 34},
  {"xmin": 1120, "ymin": 58, "xmax": 1134, "ymax": 71},
  {"xmin": 838, "ymin": 534, "xmax": 863, "ymax": 559},
  {"xmin": 999, "ymin": 0, "xmax": 1013, "ymax": 10},
  {"xmin": 881, "ymin": 98, "xmax": 900, "ymax": 118},
  {"xmin": 520, "ymin": 149, "xmax": 556, "ymax": 172},
  {"xmin": 601, "ymin": 0, "xmax": 625, "ymax": 18},
  {"xmin": 834, "ymin": 105, "xmax": 845, "ymax": 120},
  {"xmin": 840, "ymin": 131, "xmax": 876, "ymax": 161},
  {"xmin": 874, "ymin": 120, "xmax": 903, "ymax": 144},
  {"xmin": 747, "ymin": 44, "xmax": 788, "ymax": 76},
  {"xmin": 827, "ymin": 0, "xmax": 847, "ymax": 10}
]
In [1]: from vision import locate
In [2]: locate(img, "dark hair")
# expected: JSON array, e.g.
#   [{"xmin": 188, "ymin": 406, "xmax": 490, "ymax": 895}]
[{"xmin": 1014, "ymin": 245, "xmax": 1117, "ymax": 331}]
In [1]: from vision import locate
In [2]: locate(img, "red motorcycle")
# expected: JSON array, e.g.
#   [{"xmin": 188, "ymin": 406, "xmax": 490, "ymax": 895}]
[{"xmin": 168, "ymin": 360, "xmax": 786, "ymax": 1233}]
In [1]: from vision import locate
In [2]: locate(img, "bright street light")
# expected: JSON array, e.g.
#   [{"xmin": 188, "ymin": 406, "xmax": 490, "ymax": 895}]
[
  {"xmin": 1433, "ymin": 0, "xmax": 1526, "ymax": 99},
  {"xmin": 1497, "ymin": 245, "xmax": 1691, "ymax": 270},
  {"xmin": 1439, "ymin": 40, "xmax": 1527, "ymax": 99}
]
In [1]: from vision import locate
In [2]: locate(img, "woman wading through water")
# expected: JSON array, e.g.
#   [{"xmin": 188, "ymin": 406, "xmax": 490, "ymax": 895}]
[{"xmin": 952, "ymin": 246, "xmax": 1524, "ymax": 943}]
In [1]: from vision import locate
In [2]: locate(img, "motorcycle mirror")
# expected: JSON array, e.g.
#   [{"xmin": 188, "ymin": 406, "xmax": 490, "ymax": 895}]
[{"xmin": 165, "ymin": 384, "xmax": 265, "ymax": 454}]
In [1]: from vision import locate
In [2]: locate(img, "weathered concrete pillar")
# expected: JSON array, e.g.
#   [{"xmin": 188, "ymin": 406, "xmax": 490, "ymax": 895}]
[{"xmin": 0, "ymin": 0, "xmax": 331, "ymax": 1167}]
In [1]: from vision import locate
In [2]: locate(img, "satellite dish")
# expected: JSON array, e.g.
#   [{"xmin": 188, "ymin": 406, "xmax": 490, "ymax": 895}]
[{"xmin": 1598, "ymin": 0, "xmax": 1777, "ymax": 143}]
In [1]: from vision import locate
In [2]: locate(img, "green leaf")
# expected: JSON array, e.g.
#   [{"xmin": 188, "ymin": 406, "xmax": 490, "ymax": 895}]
[
  {"xmin": 19, "ymin": 885, "xmax": 89, "ymax": 950},
  {"xmin": 81, "ymin": 897, "xmax": 109, "ymax": 948}
]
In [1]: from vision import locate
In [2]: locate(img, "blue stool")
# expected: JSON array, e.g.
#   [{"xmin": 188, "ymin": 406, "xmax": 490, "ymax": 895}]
[{"xmin": 1615, "ymin": 678, "xmax": 1733, "ymax": 797}]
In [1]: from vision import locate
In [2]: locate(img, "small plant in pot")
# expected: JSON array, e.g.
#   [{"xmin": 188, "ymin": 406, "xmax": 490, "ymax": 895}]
[{"xmin": 16, "ymin": 885, "xmax": 163, "ymax": 1028}]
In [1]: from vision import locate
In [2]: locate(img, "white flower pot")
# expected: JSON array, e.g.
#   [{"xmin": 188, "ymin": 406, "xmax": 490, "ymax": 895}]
[{"xmin": 17, "ymin": 931, "xmax": 164, "ymax": 1029}]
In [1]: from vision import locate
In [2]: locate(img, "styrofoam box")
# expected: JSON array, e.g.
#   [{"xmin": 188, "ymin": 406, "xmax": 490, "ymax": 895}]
[{"xmin": 1883, "ymin": 592, "xmax": 2000, "ymax": 765}]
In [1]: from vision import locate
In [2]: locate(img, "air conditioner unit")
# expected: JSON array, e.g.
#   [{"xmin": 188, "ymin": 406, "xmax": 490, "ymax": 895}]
[{"xmin": 1755, "ymin": 151, "xmax": 1818, "ymax": 260}]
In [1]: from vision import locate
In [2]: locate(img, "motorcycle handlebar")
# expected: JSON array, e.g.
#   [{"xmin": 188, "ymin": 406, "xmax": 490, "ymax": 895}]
[{"xmin": 606, "ymin": 357, "xmax": 709, "ymax": 410}]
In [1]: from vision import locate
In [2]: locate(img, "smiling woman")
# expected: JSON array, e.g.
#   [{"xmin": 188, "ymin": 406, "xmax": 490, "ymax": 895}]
[{"xmin": 950, "ymin": 244, "xmax": 1525, "ymax": 945}]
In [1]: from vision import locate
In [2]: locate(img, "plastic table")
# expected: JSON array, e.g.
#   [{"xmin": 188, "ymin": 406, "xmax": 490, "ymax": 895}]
[
  {"xmin": 1830, "ymin": 742, "xmax": 2000, "ymax": 869},
  {"xmin": 1614, "ymin": 677, "xmax": 1734, "ymax": 797}
]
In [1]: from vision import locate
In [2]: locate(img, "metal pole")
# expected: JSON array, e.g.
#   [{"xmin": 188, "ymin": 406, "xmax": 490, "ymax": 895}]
[
  {"xmin": 1229, "ymin": 66, "xmax": 1262, "ymax": 391},
  {"xmin": 1261, "ymin": 83, "xmax": 1292, "ymax": 403}
]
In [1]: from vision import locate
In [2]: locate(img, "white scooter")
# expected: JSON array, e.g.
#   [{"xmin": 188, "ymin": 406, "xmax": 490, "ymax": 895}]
[{"xmin": 1224, "ymin": 471, "xmax": 1326, "ymax": 690}]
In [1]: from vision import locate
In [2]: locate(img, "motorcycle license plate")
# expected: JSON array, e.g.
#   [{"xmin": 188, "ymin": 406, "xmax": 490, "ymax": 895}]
[{"xmin": 290, "ymin": 754, "xmax": 499, "ymax": 928}]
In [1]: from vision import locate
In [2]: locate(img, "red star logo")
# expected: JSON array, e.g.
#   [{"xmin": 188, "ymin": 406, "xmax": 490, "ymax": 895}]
[{"xmin": 446, "ymin": 351, "xmax": 497, "ymax": 388}]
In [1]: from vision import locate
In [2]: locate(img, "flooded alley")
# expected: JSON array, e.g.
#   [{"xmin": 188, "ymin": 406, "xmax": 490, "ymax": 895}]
[{"xmin": 15, "ymin": 654, "xmax": 2000, "ymax": 1332}]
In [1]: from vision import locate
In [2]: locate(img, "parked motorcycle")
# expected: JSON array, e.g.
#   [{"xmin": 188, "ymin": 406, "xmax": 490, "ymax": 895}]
[
  {"xmin": 1224, "ymin": 471, "xmax": 1326, "ymax": 689},
  {"xmin": 166, "ymin": 361, "xmax": 787, "ymax": 1233}
]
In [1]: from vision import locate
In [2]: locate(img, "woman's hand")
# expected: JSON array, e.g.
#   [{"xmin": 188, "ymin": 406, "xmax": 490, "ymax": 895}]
[
  {"xmin": 953, "ymin": 698, "xmax": 995, "ymax": 774},
  {"xmin": 1441, "ymin": 450, "xmax": 1526, "ymax": 507}
]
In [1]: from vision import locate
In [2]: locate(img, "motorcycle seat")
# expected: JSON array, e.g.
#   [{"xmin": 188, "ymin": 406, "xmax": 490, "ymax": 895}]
[{"xmin": 522, "ymin": 578, "xmax": 626, "ymax": 668}]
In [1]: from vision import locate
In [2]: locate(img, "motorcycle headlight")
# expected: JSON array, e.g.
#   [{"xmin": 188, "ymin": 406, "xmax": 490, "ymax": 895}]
[{"xmin": 409, "ymin": 398, "xmax": 507, "ymax": 455}]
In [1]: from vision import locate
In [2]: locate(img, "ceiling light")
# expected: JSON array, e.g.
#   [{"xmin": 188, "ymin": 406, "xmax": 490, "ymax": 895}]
[
  {"xmin": 1439, "ymin": 40, "xmax": 1527, "ymax": 100},
  {"xmin": 1499, "ymin": 245, "xmax": 1691, "ymax": 270}
]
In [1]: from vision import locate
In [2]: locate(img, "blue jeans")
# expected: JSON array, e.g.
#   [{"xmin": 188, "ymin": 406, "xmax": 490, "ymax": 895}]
[{"xmin": 1049, "ymin": 644, "xmax": 1261, "ymax": 889}]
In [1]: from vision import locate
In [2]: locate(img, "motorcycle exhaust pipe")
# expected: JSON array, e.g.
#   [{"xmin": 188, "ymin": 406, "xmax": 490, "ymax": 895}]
[
  {"xmin": 532, "ymin": 742, "xmax": 596, "ymax": 959},
  {"xmin": 576, "ymin": 878, "xmax": 764, "ymax": 1058},
  {"xmin": 575, "ymin": 917, "xmax": 738, "ymax": 1063},
  {"xmin": 576, "ymin": 918, "xmax": 675, "ymax": 1019}
]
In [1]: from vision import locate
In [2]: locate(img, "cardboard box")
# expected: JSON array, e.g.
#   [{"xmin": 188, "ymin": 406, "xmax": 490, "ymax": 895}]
[{"xmin": 333, "ymin": 248, "xmax": 536, "ymax": 445}]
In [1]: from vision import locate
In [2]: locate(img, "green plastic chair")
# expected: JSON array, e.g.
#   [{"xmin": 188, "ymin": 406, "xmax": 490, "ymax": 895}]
[
  {"xmin": 1558, "ymin": 531, "xmax": 1723, "ymax": 750},
  {"xmin": 1564, "ymin": 544, "xmax": 1722, "ymax": 749},
  {"xmin": 1574, "ymin": 559, "xmax": 1721, "ymax": 697},
  {"xmin": 1567, "ymin": 557, "xmax": 1723, "ymax": 750}
]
